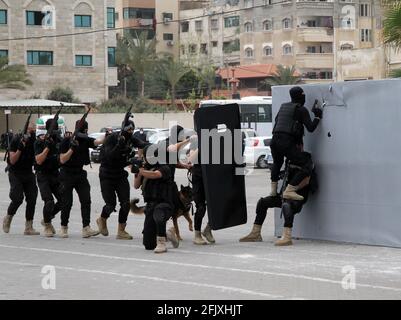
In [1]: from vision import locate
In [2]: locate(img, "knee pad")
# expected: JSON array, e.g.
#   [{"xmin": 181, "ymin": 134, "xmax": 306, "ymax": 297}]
[
  {"xmin": 281, "ymin": 202, "xmax": 293, "ymax": 220},
  {"xmin": 153, "ymin": 203, "xmax": 172, "ymax": 223},
  {"xmin": 103, "ymin": 204, "xmax": 115, "ymax": 215},
  {"xmin": 44, "ymin": 199, "xmax": 55, "ymax": 212}
]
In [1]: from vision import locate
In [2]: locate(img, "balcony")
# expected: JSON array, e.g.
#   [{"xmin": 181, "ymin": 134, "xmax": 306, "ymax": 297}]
[
  {"xmin": 296, "ymin": 53, "xmax": 334, "ymax": 69},
  {"xmin": 297, "ymin": 27, "xmax": 333, "ymax": 42},
  {"xmin": 123, "ymin": 18, "xmax": 153, "ymax": 28},
  {"xmin": 296, "ymin": 0, "xmax": 334, "ymax": 9}
]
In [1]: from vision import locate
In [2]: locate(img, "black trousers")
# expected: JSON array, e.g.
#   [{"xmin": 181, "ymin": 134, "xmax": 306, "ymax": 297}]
[
  {"xmin": 36, "ymin": 171, "xmax": 62, "ymax": 223},
  {"xmin": 191, "ymin": 166, "xmax": 206, "ymax": 231},
  {"xmin": 100, "ymin": 177, "xmax": 130, "ymax": 224},
  {"xmin": 142, "ymin": 202, "xmax": 173, "ymax": 250},
  {"xmin": 7, "ymin": 171, "xmax": 38, "ymax": 221},
  {"xmin": 59, "ymin": 169, "xmax": 91, "ymax": 228},
  {"xmin": 270, "ymin": 134, "xmax": 313, "ymax": 186},
  {"xmin": 254, "ymin": 196, "xmax": 303, "ymax": 228}
]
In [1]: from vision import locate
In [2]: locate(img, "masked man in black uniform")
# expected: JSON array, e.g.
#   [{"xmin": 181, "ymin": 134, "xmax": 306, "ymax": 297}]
[
  {"xmin": 240, "ymin": 164, "xmax": 317, "ymax": 246},
  {"xmin": 34, "ymin": 119, "xmax": 63, "ymax": 237},
  {"xmin": 134, "ymin": 144, "xmax": 179, "ymax": 254},
  {"xmin": 270, "ymin": 86, "xmax": 322, "ymax": 201},
  {"xmin": 96, "ymin": 120, "xmax": 148, "ymax": 240},
  {"xmin": 59, "ymin": 120, "xmax": 104, "ymax": 238},
  {"xmin": 3, "ymin": 124, "xmax": 39, "ymax": 235}
]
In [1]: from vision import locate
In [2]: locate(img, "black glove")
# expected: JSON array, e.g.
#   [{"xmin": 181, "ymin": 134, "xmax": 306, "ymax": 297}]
[
  {"xmin": 131, "ymin": 164, "xmax": 140, "ymax": 174},
  {"xmin": 44, "ymin": 139, "xmax": 53, "ymax": 149},
  {"xmin": 312, "ymin": 107, "xmax": 323, "ymax": 119},
  {"xmin": 17, "ymin": 140, "xmax": 24, "ymax": 151},
  {"xmin": 118, "ymin": 136, "xmax": 126, "ymax": 148},
  {"xmin": 70, "ymin": 140, "xmax": 79, "ymax": 152}
]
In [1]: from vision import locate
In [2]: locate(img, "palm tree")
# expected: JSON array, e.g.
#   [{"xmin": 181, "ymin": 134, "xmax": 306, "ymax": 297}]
[
  {"xmin": 159, "ymin": 55, "xmax": 190, "ymax": 108},
  {"xmin": 383, "ymin": 1, "xmax": 401, "ymax": 77},
  {"xmin": 261, "ymin": 65, "xmax": 303, "ymax": 88},
  {"xmin": 0, "ymin": 57, "xmax": 32, "ymax": 90},
  {"xmin": 116, "ymin": 31, "xmax": 157, "ymax": 97},
  {"xmin": 197, "ymin": 65, "xmax": 216, "ymax": 99}
]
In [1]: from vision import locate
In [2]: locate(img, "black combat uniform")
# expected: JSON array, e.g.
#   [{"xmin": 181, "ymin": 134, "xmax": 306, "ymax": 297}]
[
  {"xmin": 59, "ymin": 123, "xmax": 95, "ymax": 228},
  {"xmin": 141, "ymin": 164, "xmax": 175, "ymax": 250},
  {"xmin": 270, "ymin": 86, "xmax": 321, "ymax": 186},
  {"xmin": 34, "ymin": 122, "xmax": 62, "ymax": 224},
  {"xmin": 6, "ymin": 133, "xmax": 38, "ymax": 222}
]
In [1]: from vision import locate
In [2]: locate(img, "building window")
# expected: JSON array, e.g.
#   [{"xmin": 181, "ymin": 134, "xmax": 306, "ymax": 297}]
[
  {"xmin": 360, "ymin": 29, "xmax": 372, "ymax": 42},
  {"xmin": 75, "ymin": 15, "xmax": 92, "ymax": 28},
  {"xmin": 212, "ymin": 41, "xmax": 218, "ymax": 48},
  {"xmin": 0, "ymin": 50, "xmax": 8, "ymax": 58},
  {"xmin": 189, "ymin": 44, "xmax": 197, "ymax": 54},
  {"xmin": 200, "ymin": 43, "xmax": 207, "ymax": 54},
  {"xmin": 0, "ymin": 10, "xmax": 7, "ymax": 25},
  {"xmin": 263, "ymin": 20, "xmax": 272, "ymax": 31},
  {"xmin": 108, "ymin": 47, "xmax": 116, "ymax": 67},
  {"xmin": 163, "ymin": 33, "xmax": 173, "ymax": 41},
  {"xmin": 181, "ymin": 46, "xmax": 185, "ymax": 55},
  {"xmin": 195, "ymin": 20, "xmax": 203, "ymax": 31},
  {"xmin": 123, "ymin": 8, "xmax": 155, "ymax": 19},
  {"xmin": 75, "ymin": 55, "xmax": 92, "ymax": 66},
  {"xmin": 211, "ymin": 19, "xmax": 219, "ymax": 30},
  {"xmin": 244, "ymin": 0, "xmax": 254, "ymax": 8},
  {"xmin": 181, "ymin": 21, "xmax": 189, "ymax": 32},
  {"xmin": 244, "ymin": 22, "xmax": 253, "ymax": 33},
  {"xmin": 245, "ymin": 48, "xmax": 254, "ymax": 58},
  {"xmin": 283, "ymin": 18, "xmax": 291, "ymax": 29},
  {"xmin": 264, "ymin": 46, "xmax": 272, "ymax": 56},
  {"xmin": 283, "ymin": 44, "xmax": 292, "ymax": 55},
  {"xmin": 27, "ymin": 51, "xmax": 53, "ymax": 65},
  {"xmin": 107, "ymin": 8, "xmax": 115, "ymax": 28},
  {"xmin": 340, "ymin": 44, "xmax": 353, "ymax": 50},
  {"xmin": 224, "ymin": 16, "xmax": 240, "ymax": 28},
  {"xmin": 26, "ymin": 11, "xmax": 48, "ymax": 26},
  {"xmin": 265, "ymin": 0, "xmax": 273, "ymax": 5},
  {"xmin": 360, "ymin": 4, "xmax": 371, "ymax": 17}
]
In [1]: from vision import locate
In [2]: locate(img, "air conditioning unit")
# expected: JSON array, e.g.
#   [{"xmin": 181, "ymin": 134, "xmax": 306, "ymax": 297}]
[
  {"xmin": 163, "ymin": 18, "xmax": 171, "ymax": 25},
  {"xmin": 166, "ymin": 40, "xmax": 174, "ymax": 46}
]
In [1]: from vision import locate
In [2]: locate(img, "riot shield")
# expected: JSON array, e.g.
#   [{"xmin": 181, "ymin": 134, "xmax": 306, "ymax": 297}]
[{"xmin": 194, "ymin": 103, "xmax": 247, "ymax": 230}]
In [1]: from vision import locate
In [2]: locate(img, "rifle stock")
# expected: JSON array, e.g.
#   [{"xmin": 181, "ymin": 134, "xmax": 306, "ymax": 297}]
[
  {"xmin": 120, "ymin": 105, "xmax": 133, "ymax": 136},
  {"xmin": 72, "ymin": 106, "xmax": 91, "ymax": 140}
]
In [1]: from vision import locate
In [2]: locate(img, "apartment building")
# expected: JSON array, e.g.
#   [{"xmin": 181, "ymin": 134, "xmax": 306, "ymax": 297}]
[
  {"xmin": 155, "ymin": 0, "xmax": 180, "ymax": 57},
  {"xmin": 115, "ymin": 0, "xmax": 155, "ymax": 39},
  {"xmin": 179, "ymin": 0, "xmax": 241, "ymax": 67},
  {"xmin": 0, "ymin": 0, "xmax": 118, "ymax": 103},
  {"xmin": 239, "ymin": 0, "xmax": 385, "ymax": 82}
]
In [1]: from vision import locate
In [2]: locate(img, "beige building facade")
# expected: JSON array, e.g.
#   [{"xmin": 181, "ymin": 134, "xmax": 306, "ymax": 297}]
[
  {"xmin": 0, "ymin": 0, "xmax": 118, "ymax": 104},
  {"xmin": 155, "ymin": 0, "xmax": 180, "ymax": 57},
  {"xmin": 239, "ymin": 0, "xmax": 387, "ymax": 82}
]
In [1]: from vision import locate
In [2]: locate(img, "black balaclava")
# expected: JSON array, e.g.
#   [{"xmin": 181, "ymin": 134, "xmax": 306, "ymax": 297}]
[
  {"xmin": 122, "ymin": 120, "xmax": 135, "ymax": 140},
  {"xmin": 46, "ymin": 119, "xmax": 59, "ymax": 137},
  {"xmin": 290, "ymin": 86, "xmax": 306, "ymax": 106},
  {"xmin": 75, "ymin": 120, "xmax": 88, "ymax": 133}
]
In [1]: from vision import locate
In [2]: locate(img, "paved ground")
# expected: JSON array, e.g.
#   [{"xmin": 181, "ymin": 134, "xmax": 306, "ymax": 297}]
[{"xmin": 0, "ymin": 160, "xmax": 401, "ymax": 300}]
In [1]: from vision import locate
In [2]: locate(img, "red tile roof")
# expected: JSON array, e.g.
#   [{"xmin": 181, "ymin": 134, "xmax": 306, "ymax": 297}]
[{"xmin": 217, "ymin": 64, "xmax": 278, "ymax": 80}]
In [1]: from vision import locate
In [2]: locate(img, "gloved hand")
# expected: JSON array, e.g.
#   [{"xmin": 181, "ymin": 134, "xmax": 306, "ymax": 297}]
[
  {"xmin": 17, "ymin": 140, "xmax": 25, "ymax": 151},
  {"xmin": 312, "ymin": 106, "xmax": 323, "ymax": 119},
  {"xmin": 44, "ymin": 139, "xmax": 53, "ymax": 149},
  {"xmin": 70, "ymin": 140, "xmax": 79, "ymax": 152},
  {"xmin": 131, "ymin": 164, "xmax": 140, "ymax": 174},
  {"xmin": 118, "ymin": 136, "xmax": 126, "ymax": 148}
]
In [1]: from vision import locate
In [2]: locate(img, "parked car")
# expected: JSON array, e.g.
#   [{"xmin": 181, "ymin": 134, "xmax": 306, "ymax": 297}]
[
  {"xmin": 241, "ymin": 128, "xmax": 257, "ymax": 140},
  {"xmin": 244, "ymin": 136, "xmax": 273, "ymax": 169}
]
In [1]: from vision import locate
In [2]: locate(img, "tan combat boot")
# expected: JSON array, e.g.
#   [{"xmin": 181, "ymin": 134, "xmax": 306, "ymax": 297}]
[
  {"xmin": 96, "ymin": 217, "xmax": 109, "ymax": 236},
  {"xmin": 116, "ymin": 223, "xmax": 133, "ymax": 240},
  {"xmin": 43, "ymin": 223, "xmax": 54, "ymax": 238},
  {"xmin": 202, "ymin": 223, "xmax": 215, "ymax": 244},
  {"xmin": 193, "ymin": 231, "xmax": 207, "ymax": 245},
  {"xmin": 154, "ymin": 236, "xmax": 167, "ymax": 253},
  {"xmin": 282, "ymin": 185, "xmax": 304, "ymax": 201},
  {"xmin": 3, "ymin": 215, "xmax": 13, "ymax": 233},
  {"xmin": 59, "ymin": 226, "xmax": 69, "ymax": 238},
  {"xmin": 24, "ymin": 220, "xmax": 40, "ymax": 235},
  {"xmin": 82, "ymin": 226, "xmax": 100, "ymax": 238},
  {"xmin": 167, "ymin": 228, "xmax": 179, "ymax": 248},
  {"xmin": 41, "ymin": 219, "xmax": 56, "ymax": 235},
  {"xmin": 239, "ymin": 224, "xmax": 262, "ymax": 242},
  {"xmin": 275, "ymin": 227, "xmax": 293, "ymax": 246},
  {"xmin": 269, "ymin": 181, "xmax": 278, "ymax": 196}
]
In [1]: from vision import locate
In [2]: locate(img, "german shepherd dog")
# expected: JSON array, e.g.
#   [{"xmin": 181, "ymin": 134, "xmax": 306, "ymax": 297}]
[{"xmin": 130, "ymin": 185, "xmax": 194, "ymax": 241}]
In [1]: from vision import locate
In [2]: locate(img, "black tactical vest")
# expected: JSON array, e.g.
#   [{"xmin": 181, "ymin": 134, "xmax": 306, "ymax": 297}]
[{"xmin": 273, "ymin": 102, "xmax": 300, "ymax": 136}]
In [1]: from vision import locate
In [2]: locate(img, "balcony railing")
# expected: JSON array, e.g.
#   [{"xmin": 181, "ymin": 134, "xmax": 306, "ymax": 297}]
[
  {"xmin": 297, "ymin": 27, "xmax": 334, "ymax": 42},
  {"xmin": 296, "ymin": 53, "xmax": 334, "ymax": 68}
]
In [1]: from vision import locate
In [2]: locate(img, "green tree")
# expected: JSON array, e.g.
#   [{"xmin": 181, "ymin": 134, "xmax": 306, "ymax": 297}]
[
  {"xmin": 261, "ymin": 65, "xmax": 303, "ymax": 88},
  {"xmin": 197, "ymin": 65, "xmax": 216, "ymax": 99},
  {"xmin": 383, "ymin": 1, "xmax": 401, "ymax": 77},
  {"xmin": 47, "ymin": 86, "xmax": 79, "ymax": 103},
  {"xmin": 116, "ymin": 31, "xmax": 157, "ymax": 97},
  {"xmin": 0, "ymin": 57, "xmax": 32, "ymax": 90},
  {"xmin": 159, "ymin": 55, "xmax": 190, "ymax": 108}
]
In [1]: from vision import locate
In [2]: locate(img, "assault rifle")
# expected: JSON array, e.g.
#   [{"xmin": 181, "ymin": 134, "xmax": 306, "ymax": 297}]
[
  {"xmin": 45, "ymin": 103, "xmax": 63, "ymax": 141},
  {"xmin": 4, "ymin": 111, "xmax": 32, "ymax": 162},
  {"xmin": 120, "ymin": 105, "xmax": 134, "ymax": 137},
  {"xmin": 72, "ymin": 106, "xmax": 91, "ymax": 141}
]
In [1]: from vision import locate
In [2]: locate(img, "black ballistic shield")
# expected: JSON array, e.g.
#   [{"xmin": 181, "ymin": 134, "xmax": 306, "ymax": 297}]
[{"xmin": 194, "ymin": 103, "xmax": 247, "ymax": 230}]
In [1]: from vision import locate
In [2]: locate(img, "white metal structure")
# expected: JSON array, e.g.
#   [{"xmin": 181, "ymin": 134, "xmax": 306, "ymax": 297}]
[{"xmin": 199, "ymin": 96, "xmax": 273, "ymax": 136}]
